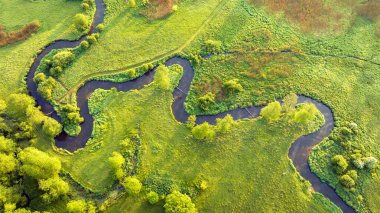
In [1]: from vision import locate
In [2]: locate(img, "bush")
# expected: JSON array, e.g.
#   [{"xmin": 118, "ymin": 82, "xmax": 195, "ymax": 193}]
[
  {"xmin": 198, "ymin": 92, "xmax": 215, "ymax": 111},
  {"xmin": 74, "ymin": 13, "xmax": 88, "ymax": 31},
  {"xmin": 155, "ymin": 64, "xmax": 170, "ymax": 90},
  {"xmin": 87, "ymin": 34, "xmax": 97, "ymax": 44},
  {"xmin": 164, "ymin": 191, "xmax": 197, "ymax": 213},
  {"xmin": 80, "ymin": 40, "xmax": 89, "ymax": 50},
  {"xmin": 108, "ymin": 152, "xmax": 125, "ymax": 181},
  {"xmin": 331, "ymin": 155, "xmax": 348, "ymax": 174},
  {"xmin": 191, "ymin": 122, "xmax": 215, "ymax": 140},
  {"xmin": 81, "ymin": 2, "xmax": 90, "ymax": 11},
  {"xmin": 294, "ymin": 103, "xmax": 317, "ymax": 123},
  {"xmin": 223, "ymin": 79, "xmax": 243, "ymax": 94},
  {"xmin": 260, "ymin": 101, "xmax": 281, "ymax": 122},
  {"xmin": 129, "ymin": 0, "xmax": 136, "ymax": 8},
  {"xmin": 282, "ymin": 93, "xmax": 298, "ymax": 113},
  {"xmin": 96, "ymin": 23, "xmax": 105, "ymax": 32},
  {"xmin": 215, "ymin": 114, "xmax": 234, "ymax": 133},
  {"xmin": 364, "ymin": 157, "xmax": 378, "ymax": 169},
  {"xmin": 203, "ymin": 39, "xmax": 222, "ymax": 54},
  {"xmin": 66, "ymin": 200, "xmax": 95, "ymax": 213},
  {"xmin": 347, "ymin": 170, "xmax": 358, "ymax": 181},
  {"xmin": 339, "ymin": 174, "xmax": 355, "ymax": 189},
  {"xmin": 147, "ymin": 191, "xmax": 159, "ymax": 204},
  {"xmin": 122, "ymin": 177, "xmax": 142, "ymax": 195},
  {"xmin": 39, "ymin": 177, "xmax": 69, "ymax": 203}
]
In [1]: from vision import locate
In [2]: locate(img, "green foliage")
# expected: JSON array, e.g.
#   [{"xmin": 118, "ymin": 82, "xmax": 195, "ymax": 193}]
[
  {"xmin": 121, "ymin": 177, "xmax": 142, "ymax": 195},
  {"xmin": 198, "ymin": 92, "xmax": 215, "ymax": 111},
  {"xmin": 5, "ymin": 94, "xmax": 34, "ymax": 120},
  {"xmin": 0, "ymin": 153, "xmax": 17, "ymax": 176},
  {"xmin": 215, "ymin": 114, "xmax": 234, "ymax": 133},
  {"xmin": 164, "ymin": 191, "xmax": 197, "ymax": 213},
  {"xmin": 38, "ymin": 177, "xmax": 69, "ymax": 202},
  {"xmin": 0, "ymin": 99, "xmax": 6, "ymax": 114},
  {"xmin": 331, "ymin": 155, "xmax": 348, "ymax": 175},
  {"xmin": 260, "ymin": 101, "xmax": 282, "ymax": 122},
  {"xmin": 155, "ymin": 64, "xmax": 170, "ymax": 90},
  {"xmin": 203, "ymin": 39, "xmax": 222, "ymax": 55},
  {"xmin": 0, "ymin": 136, "xmax": 15, "ymax": 154},
  {"xmin": 294, "ymin": 103, "xmax": 318, "ymax": 123},
  {"xmin": 96, "ymin": 23, "xmax": 105, "ymax": 32},
  {"xmin": 363, "ymin": 157, "xmax": 378, "ymax": 169},
  {"xmin": 86, "ymin": 34, "xmax": 97, "ymax": 44},
  {"xmin": 74, "ymin": 13, "xmax": 89, "ymax": 31},
  {"xmin": 191, "ymin": 122, "xmax": 215, "ymax": 141},
  {"xmin": 282, "ymin": 93, "xmax": 298, "ymax": 113},
  {"xmin": 129, "ymin": 0, "xmax": 136, "ymax": 8},
  {"xmin": 339, "ymin": 174, "xmax": 356, "ymax": 189},
  {"xmin": 223, "ymin": 79, "xmax": 243, "ymax": 94},
  {"xmin": 108, "ymin": 152, "xmax": 125, "ymax": 181},
  {"xmin": 81, "ymin": 2, "xmax": 90, "ymax": 11},
  {"xmin": 147, "ymin": 191, "xmax": 159, "ymax": 205},
  {"xmin": 80, "ymin": 40, "xmax": 89, "ymax": 50},
  {"xmin": 186, "ymin": 115, "xmax": 196, "ymax": 128},
  {"xmin": 37, "ymin": 76, "xmax": 56, "ymax": 101},
  {"xmin": 19, "ymin": 147, "xmax": 61, "ymax": 180},
  {"xmin": 67, "ymin": 200, "xmax": 96, "ymax": 213},
  {"xmin": 42, "ymin": 117, "xmax": 62, "ymax": 137},
  {"xmin": 58, "ymin": 104, "xmax": 84, "ymax": 135}
]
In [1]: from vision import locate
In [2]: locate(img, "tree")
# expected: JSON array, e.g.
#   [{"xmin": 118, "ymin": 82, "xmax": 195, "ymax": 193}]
[
  {"xmin": 122, "ymin": 177, "xmax": 142, "ymax": 195},
  {"xmin": 129, "ymin": 0, "xmax": 136, "ymax": 8},
  {"xmin": 0, "ymin": 153, "xmax": 17, "ymax": 176},
  {"xmin": 155, "ymin": 64, "xmax": 170, "ymax": 90},
  {"xmin": 164, "ymin": 191, "xmax": 197, "ymax": 213},
  {"xmin": 6, "ymin": 94, "xmax": 35, "ymax": 120},
  {"xmin": 339, "ymin": 174, "xmax": 355, "ymax": 189},
  {"xmin": 39, "ymin": 177, "xmax": 69, "ymax": 202},
  {"xmin": 198, "ymin": 93, "xmax": 215, "ymax": 111},
  {"xmin": 191, "ymin": 122, "xmax": 215, "ymax": 140},
  {"xmin": 260, "ymin": 101, "xmax": 281, "ymax": 122},
  {"xmin": 42, "ymin": 117, "xmax": 62, "ymax": 137},
  {"xmin": 147, "ymin": 191, "xmax": 159, "ymax": 204},
  {"xmin": 215, "ymin": 114, "xmax": 234, "ymax": 133},
  {"xmin": 364, "ymin": 157, "xmax": 378, "ymax": 169},
  {"xmin": 0, "ymin": 99, "xmax": 6, "ymax": 114},
  {"xmin": 74, "ymin": 14, "xmax": 88, "ymax": 31},
  {"xmin": 108, "ymin": 152, "xmax": 125, "ymax": 181},
  {"xmin": 331, "ymin": 155, "xmax": 348, "ymax": 174},
  {"xmin": 0, "ymin": 136, "xmax": 15, "ymax": 154},
  {"xmin": 204, "ymin": 39, "xmax": 222, "ymax": 54},
  {"xmin": 19, "ymin": 147, "xmax": 61, "ymax": 180},
  {"xmin": 282, "ymin": 93, "xmax": 298, "ymax": 113},
  {"xmin": 294, "ymin": 103, "xmax": 318, "ymax": 123},
  {"xmin": 223, "ymin": 79, "xmax": 243, "ymax": 94},
  {"xmin": 66, "ymin": 200, "xmax": 87, "ymax": 213}
]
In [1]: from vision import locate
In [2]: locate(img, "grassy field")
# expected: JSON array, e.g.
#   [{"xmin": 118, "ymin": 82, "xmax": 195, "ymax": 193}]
[
  {"xmin": 0, "ymin": 0, "xmax": 83, "ymax": 97},
  {"xmin": 49, "ymin": 65, "xmax": 340, "ymax": 212}
]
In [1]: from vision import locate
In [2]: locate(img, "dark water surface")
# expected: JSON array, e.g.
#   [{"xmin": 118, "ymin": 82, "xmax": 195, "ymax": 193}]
[{"xmin": 25, "ymin": 1, "xmax": 354, "ymax": 212}]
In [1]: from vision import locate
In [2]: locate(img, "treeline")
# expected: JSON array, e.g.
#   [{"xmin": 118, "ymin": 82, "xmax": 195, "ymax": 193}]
[{"xmin": 0, "ymin": 21, "xmax": 40, "ymax": 47}]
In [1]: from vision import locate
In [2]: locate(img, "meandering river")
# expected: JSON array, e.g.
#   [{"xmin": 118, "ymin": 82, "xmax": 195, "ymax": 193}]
[{"xmin": 25, "ymin": 1, "xmax": 354, "ymax": 212}]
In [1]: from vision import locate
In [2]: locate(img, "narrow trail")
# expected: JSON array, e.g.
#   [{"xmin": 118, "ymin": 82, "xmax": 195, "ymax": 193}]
[{"xmin": 25, "ymin": 0, "xmax": 357, "ymax": 212}]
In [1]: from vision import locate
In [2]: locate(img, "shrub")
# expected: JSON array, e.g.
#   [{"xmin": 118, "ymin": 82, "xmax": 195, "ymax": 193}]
[
  {"xmin": 191, "ymin": 122, "xmax": 215, "ymax": 140},
  {"xmin": 96, "ymin": 23, "xmax": 105, "ymax": 32},
  {"xmin": 204, "ymin": 39, "xmax": 222, "ymax": 54},
  {"xmin": 122, "ymin": 177, "xmax": 142, "ymax": 195},
  {"xmin": 172, "ymin": 5, "xmax": 178, "ymax": 12},
  {"xmin": 186, "ymin": 115, "xmax": 196, "ymax": 128},
  {"xmin": 80, "ymin": 40, "xmax": 89, "ymax": 49},
  {"xmin": 147, "ymin": 191, "xmax": 159, "ymax": 204},
  {"xmin": 0, "ymin": 21, "xmax": 41, "ymax": 47},
  {"xmin": 155, "ymin": 64, "xmax": 170, "ymax": 90},
  {"xmin": 331, "ymin": 155, "xmax": 348, "ymax": 174},
  {"xmin": 347, "ymin": 170, "xmax": 358, "ymax": 181},
  {"xmin": 198, "ymin": 92, "xmax": 215, "ymax": 111},
  {"xmin": 215, "ymin": 114, "xmax": 234, "ymax": 133},
  {"xmin": 364, "ymin": 157, "xmax": 378, "ymax": 169},
  {"xmin": 87, "ymin": 34, "xmax": 97, "ymax": 44},
  {"xmin": 81, "ymin": 2, "xmax": 90, "ymax": 11},
  {"xmin": 294, "ymin": 103, "xmax": 317, "ymax": 123},
  {"xmin": 282, "ymin": 93, "xmax": 298, "ymax": 113},
  {"xmin": 0, "ymin": 99, "xmax": 6, "ymax": 115},
  {"xmin": 108, "ymin": 152, "xmax": 125, "ymax": 181},
  {"xmin": 66, "ymin": 200, "xmax": 95, "ymax": 213},
  {"xmin": 164, "ymin": 191, "xmax": 197, "ymax": 213},
  {"xmin": 39, "ymin": 177, "xmax": 69, "ymax": 202},
  {"xmin": 129, "ymin": 0, "xmax": 136, "ymax": 8},
  {"xmin": 353, "ymin": 158, "xmax": 365, "ymax": 169},
  {"xmin": 339, "ymin": 174, "xmax": 355, "ymax": 189},
  {"xmin": 223, "ymin": 79, "xmax": 243, "ymax": 94},
  {"xmin": 74, "ymin": 13, "xmax": 89, "ymax": 31},
  {"xmin": 261, "ymin": 101, "xmax": 281, "ymax": 122}
]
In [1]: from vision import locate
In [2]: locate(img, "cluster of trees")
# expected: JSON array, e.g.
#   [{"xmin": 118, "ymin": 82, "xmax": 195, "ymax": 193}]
[
  {"xmin": 198, "ymin": 92, "xmax": 215, "ymax": 111},
  {"xmin": 73, "ymin": 0, "xmax": 94, "ymax": 31},
  {"xmin": 329, "ymin": 124, "xmax": 378, "ymax": 190},
  {"xmin": 203, "ymin": 39, "xmax": 223, "ymax": 55},
  {"xmin": 58, "ymin": 104, "xmax": 84, "ymax": 135},
  {"xmin": 0, "ymin": 94, "xmax": 68, "ymax": 212},
  {"xmin": 66, "ymin": 199, "xmax": 96, "ymax": 213},
  {"xmin": 164, "ymin": 191, "xmax": 197, "ymax": 213},
  {"xmin": 190, "ymin": 114, "xmax": 235, "ymax": 141},
  {"xmin": 260, "ymin": 93, "xmax": 318, "ymax": 124},
  {"xmin": 223, "ymin": 79, "xmax": 244, "ymax": 94},
  {"xmin": 155, "ymin": 64, "xmax": 170, "ymax": 90}
]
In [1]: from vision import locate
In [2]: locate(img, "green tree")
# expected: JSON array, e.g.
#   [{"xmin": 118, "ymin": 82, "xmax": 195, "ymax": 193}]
[
  {"xmin": 204, "ymin": 39, "xmax": 222, "ymax": 54},
  {"xmin": 191, "ymin": 122, "xmax": 215, "ymax": 140},
  {"xmin": 67, "ymin": 200, "xmax": 87, "ymax": 213},
  {"xmin": 6, "ymin": 94, "xmax": 35, "ymax": 120},
  {"xmin": 74, "ymin": 14, "xmax": 88, "ymax": 31},
  {"xmin": 260, "ymin": 101, "xmax": 281, "ymax": 122},
  {"xmin": 19, "ymin": 147, "xmax": 61, "ymax": 180},
  {"xmin": 223, "ymin": 79, "xmax": 243, "ymax": 94},
  {"xmin": 164, "ymin": 191, "xmax": 197, "ymax": 213},
  {"xmin": 294, "ymin": 103, "xmax": 318, "ymax": 123},
  {"xmin": 364, "ymin": 157, "xmax": 378, "ymax": 169},
  {"xmin": 215, "ymin": 114, "xmax": 234, "ymax": 133},
  {"xmin": 108, "ymin": 152, "xmax": 125, "ymax": 181},
  {"xmin": 42, "ymin": 117, "xmax": 62, "ymax": 137},
  {"xmin": 122, "ymin": 177, "xmax": 142, "ymax": 195},
  {"xmin": 282, "ymin": 93, "xmax": 298, "ymax": 113},
  {"xmin": 331, "ymin": 155, "xmax": 348, "ymax": 174},
  {"xmin": 0, "ymin": 136, "xmax": 15, "ymax": 154},
  {"xmin": 0, "ymin": 99, "xmax": 6, "ymax": 114},
  {"xmin": 339, "ymin": 174, "xmax": 355, "ymax": 188},
  {"xmin": 0, "ymin": 153, "xmax": 17, "ymax": 176},
  {"xmin": 155, "ymin": 64, "xmax": 170, "ymax": 90},
  {"xmin": 39, "ymin": 177, "xmax": 69, "ymax": 202},
  {"xmin": 147, "ymin": 191, "xmax": 159, "ymax": 204},
  {"xmin": 129, "ymin": 0, "xmax": 136, "ymax": 7},
  {"xmin": 198, "ymin": 92, "xmax": 215, "ymax": 111}
]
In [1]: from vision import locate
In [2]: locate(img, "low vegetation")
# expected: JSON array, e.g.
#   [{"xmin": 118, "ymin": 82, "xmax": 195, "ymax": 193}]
[{"xmin": 0, "ymin": 21, "xmax": 40, "ymax": 47}]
